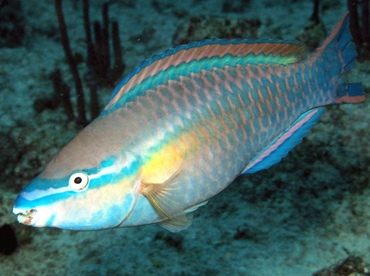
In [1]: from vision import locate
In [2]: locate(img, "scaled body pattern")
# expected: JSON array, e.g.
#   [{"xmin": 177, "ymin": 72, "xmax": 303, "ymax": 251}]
[{"xmin": 13, "ymin": 13, "xmax": 365, "ymax": 232}]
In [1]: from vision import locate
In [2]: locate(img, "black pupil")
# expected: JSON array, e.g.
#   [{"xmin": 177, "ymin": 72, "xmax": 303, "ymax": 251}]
[{"xmin": 74, "ymin": 177, "xmax": 83, "ymax": 184}]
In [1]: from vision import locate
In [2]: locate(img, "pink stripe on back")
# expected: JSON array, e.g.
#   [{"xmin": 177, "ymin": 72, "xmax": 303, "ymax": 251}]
[{"xmin": 105, "ymin": 41, "xmax": 307, "ymax": 109}]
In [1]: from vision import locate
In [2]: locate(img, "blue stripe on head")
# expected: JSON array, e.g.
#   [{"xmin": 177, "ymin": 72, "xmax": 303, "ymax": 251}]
[
  {"xmin": 15, "ymin": 154, "xmax": 141, "ymax": 209},
  {"xmin": 16, "ymin": 177, "xmax": 75, "ymax": 209}
]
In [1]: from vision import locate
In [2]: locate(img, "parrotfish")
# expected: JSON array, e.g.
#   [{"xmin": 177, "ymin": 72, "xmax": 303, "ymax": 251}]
[{"xmin": 13, "ymin": 13, "xmax": 365, "ymax": 232}]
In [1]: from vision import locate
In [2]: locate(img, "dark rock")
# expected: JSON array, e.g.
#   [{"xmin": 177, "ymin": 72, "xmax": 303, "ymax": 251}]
[
  {"xmin": 0, "ymin": 0, "xmax": 25, "ymax": 48},
  {"xmin": 0, "ymin": 224, "xmax": 18, "ymax": 255}
]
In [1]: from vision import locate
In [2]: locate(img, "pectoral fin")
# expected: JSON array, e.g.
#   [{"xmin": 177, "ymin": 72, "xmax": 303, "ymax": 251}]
[
  {"xmin": 140, "ymin": 168, "xmax": 209, "ymax": 232},
  {"xmin": 157, "ymin": 213, "xmax": 193, "ymax": 232},
  {"xmin": 140, "ymin": 169, "xmax": 184, "ymax": 219}
]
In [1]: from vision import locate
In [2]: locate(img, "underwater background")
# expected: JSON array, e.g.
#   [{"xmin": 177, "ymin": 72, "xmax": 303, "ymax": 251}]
[{"xmin": 1, "ymin": 0, "xmax": 370, "ymax": 275}]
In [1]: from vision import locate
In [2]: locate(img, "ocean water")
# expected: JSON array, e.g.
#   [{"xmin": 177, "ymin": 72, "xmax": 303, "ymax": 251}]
[{"xmin": 1, "ymin": 0, "xmax": 369, "ymax": 275}]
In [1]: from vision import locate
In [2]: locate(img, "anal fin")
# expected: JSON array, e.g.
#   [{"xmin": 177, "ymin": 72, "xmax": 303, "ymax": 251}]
[{"xmin": 242, "ymin": 107, "xmax": 325, "ymax": 174}]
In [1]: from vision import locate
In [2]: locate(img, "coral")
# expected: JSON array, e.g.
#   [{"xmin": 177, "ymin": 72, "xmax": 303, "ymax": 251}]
[
  {"xmin": 53, "ymin": 0, "xmax": 125, "ymax": 124},
  {"xmin": 33, "ymin": 69, "xmax": 75, "ymax": 121},
  {"xmin": 84, "ymin": 1, "xmax": 125, "ymax": 87},
  {"xmin": 348, "ymin": 0, "xmax": 370, "ymax": 59},
  {"xmin": 314, "ymin": 255, "xmax": 370, "ymax": 275},
  {"xmin": 55, "ymin": 0, "xmax": 87, "ymax": 125},
  {"xmin": 310, "ymin": 0, "xmax": 320, "ymax": 24}
]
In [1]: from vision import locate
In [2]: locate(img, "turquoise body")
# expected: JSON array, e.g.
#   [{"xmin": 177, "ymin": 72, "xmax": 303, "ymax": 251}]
[{"xmin": 13, "ymin": 13, "xmax": 365, "ymax": 232}]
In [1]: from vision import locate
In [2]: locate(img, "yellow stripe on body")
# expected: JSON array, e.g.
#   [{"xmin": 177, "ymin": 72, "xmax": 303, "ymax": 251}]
[{"xmin": 140, "ymin": 119, "xmax": 213, "ymax": 184}]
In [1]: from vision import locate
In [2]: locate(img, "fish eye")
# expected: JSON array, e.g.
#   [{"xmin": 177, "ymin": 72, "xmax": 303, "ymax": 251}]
[{"xmin": 69, "ymin": 172, "xmax": 89, "ymax": 191}]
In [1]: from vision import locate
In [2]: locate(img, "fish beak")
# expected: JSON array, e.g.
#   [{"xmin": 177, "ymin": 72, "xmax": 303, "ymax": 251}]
[{"xmin": 13, "ymin": 208, "xmax": 38, "ymax": 226}]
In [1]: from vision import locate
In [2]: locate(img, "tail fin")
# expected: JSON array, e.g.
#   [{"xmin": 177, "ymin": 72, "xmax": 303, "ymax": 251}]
[
  {"xmin": 316, "ymin": 12, "xmax": 365, "ymax": 104},
  {"xmin": 318, "ymin": 12, "xmax": 357, "ymax": 74}
]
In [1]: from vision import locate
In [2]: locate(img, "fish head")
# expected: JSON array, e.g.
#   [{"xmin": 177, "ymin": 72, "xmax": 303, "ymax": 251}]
[{"xmin": 13, "ymin": 125, "xmax": 142, "ymax": 230}]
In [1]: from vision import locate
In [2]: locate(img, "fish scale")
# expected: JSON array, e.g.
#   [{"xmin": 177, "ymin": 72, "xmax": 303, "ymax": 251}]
[
  {"xmin": 133, "ymin": 65, "xmax": 302, "ymax": 200},
  {"xmin": 13, "ymin": 13, "xmax": 366, "ymax": 232}
]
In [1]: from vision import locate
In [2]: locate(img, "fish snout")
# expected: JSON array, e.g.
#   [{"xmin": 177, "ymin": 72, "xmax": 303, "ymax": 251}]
[
  {"xmin": 13, "ymin": 194, "xmax": 40, "ymax": 226},
  {"xmin": 13, "ymin": 207, "xmax": 38, "ymax": 226}
]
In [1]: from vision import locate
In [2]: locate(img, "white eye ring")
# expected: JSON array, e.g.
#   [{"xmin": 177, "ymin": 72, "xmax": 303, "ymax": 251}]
[{"xmin": 69, "ymin": 172, "xmax": 89, "ymax": 191}]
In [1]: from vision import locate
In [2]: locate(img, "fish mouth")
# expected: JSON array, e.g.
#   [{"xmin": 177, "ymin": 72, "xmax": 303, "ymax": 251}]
[{"xmin": 13, "ymin": 208, "xmax": 38, "ymax": 226}]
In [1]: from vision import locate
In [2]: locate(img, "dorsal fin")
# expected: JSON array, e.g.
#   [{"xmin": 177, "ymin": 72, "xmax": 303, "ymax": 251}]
[{"xmin": 104, "ymin": 39, "xmax": 309, "ymax": 111}]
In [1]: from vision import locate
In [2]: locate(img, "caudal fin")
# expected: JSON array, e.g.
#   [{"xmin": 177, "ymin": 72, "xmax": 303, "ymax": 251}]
[
  {"xmin": 319, "ymin": 12, "xmax": 357, "ymax": 72},
  {"xmin": 316, "ymin": 12, "xmax": 365, "ymax": 104}
]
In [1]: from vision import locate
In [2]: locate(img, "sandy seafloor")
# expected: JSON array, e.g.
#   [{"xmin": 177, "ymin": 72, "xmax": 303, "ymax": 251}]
[{"xmin": 1, "ymin": 0, "xmax": 370, "ymax": 275}]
